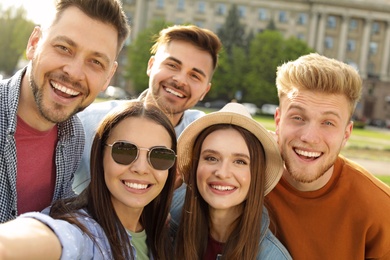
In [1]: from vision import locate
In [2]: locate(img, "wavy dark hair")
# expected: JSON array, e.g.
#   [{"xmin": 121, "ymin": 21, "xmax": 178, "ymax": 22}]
[
  {"xmin": 175, "ymin": 124, "xmax": 266, "ymax": 259},
  {"xmin": 50, "ymin": 101, "xmax": 176, "ymax": 260}
]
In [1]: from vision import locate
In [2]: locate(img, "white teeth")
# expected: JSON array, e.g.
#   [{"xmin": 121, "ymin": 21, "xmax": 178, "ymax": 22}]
[
  {"xmin": 211, "ymin": 185, "xmax": 234, "ymax": 191},
  {"xmin": 124, "ymin": 182, "xmax": 148, "ymax": 190},
  {"xmin": 51, "ymin": 81, "xmax": 80, "ymax": 96},
  {"xmin": 295, "ymin": 149, "xmax": 321, "ymax": 158},
  {"xmin": 166, "ymin": 87, "xmax": 184, "ymax": 97}
]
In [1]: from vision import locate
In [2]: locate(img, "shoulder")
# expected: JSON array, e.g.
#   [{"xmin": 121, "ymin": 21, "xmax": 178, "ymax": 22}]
[
  {"xmin": 258, "ymin": 228, "xmax": 292, "ymax": 259},
  {"xmin": 78, "ymin": 100, "xmax": 128, "ymax": 122},
  {"xmin": 258, "ymin": 207, "xmax": 292, "ymax": 259},
  {"xmin": 336, "ymin": 155, "xmax": 390, "ymax": 197},
  {"xmin": 175, "ymin": 109, "xmax": 205, "ymax": 136}
]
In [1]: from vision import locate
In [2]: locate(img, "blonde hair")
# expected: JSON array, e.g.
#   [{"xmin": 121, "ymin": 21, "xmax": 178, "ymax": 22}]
[{"xmin": 276, "ymin": 53, "xmax": 362, "ymax": 117}]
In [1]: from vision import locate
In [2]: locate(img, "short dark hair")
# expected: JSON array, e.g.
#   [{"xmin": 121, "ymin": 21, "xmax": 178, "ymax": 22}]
[
  {"xmin": 150, "ymin": 25, "xmax": 222, "ymax": 71},
  {"xmin": 54, "ymin": 0, "xmax": 131, "ymax": 55}
]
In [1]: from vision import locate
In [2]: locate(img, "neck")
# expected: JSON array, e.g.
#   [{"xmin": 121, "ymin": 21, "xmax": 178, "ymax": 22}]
[
  {"xmin": 209, "ymin": 206, "xmax": 242, "ymax": 242},
  {"xmin": 282, "ymin": 166, "xmax": 334, "ymax": 191},
  {"xmin": 18, "ymin": 70, "xmax": 56, "ymax": 131}
]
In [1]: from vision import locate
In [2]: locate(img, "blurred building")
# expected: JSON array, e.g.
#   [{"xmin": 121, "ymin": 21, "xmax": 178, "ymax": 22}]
[{"xmin": 119, "ymin": 0, "xmax": 390, "ymax": 125}]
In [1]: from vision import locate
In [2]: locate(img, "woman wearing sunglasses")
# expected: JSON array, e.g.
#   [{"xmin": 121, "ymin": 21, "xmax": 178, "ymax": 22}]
[
  {"xmin": 171, "ymin": 103, "xmax": 291, "ymax": 259},
  {"xmin": 0, "ymin": 101, "xmax": 177, "ymax": 260}
]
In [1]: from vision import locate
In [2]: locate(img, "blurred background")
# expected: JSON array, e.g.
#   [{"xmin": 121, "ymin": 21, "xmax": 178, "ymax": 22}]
[{"xmin": 1, "ymin": 0, "xmax": 390, "ymax": 129}]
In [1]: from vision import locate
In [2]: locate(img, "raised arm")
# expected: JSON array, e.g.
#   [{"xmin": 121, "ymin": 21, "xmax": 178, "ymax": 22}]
[{"xmin": 0, "ymin": 218, "xmax": 61, "ymax": 260}]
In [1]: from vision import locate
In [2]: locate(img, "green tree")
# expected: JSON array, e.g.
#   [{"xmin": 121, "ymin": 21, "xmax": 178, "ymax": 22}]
[
  {"xmin": 0, "ymin": 5, "xmax": 34, "ymax": 76},
  {"xmin": 217, "ymin": 4, "xmax": 246, "ymax": 57},
  {"xmin": 212, "ymin": 4, "xmax": 249, "ymax": 102},
  {"xmin": 126, "ymin": 19, "xmax": 171, "ymax": 94},
  {"xmin": 245, "ymin": 30, "xmax": 314, "ymax": 106},
  {"xmin": 211, "ymin": 46, "xmax": 248, "ymax": 101}
]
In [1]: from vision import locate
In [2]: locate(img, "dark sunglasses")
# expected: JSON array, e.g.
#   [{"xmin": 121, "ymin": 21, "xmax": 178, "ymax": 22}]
[{"xmin": 106, "ymin": 141, "xmax": 176, "ymax": 171}]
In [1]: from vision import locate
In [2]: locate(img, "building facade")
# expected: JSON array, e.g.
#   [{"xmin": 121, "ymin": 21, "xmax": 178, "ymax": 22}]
[{"xmin": 120, "ymin": 0, "xmax": 390, "ymax": 125}]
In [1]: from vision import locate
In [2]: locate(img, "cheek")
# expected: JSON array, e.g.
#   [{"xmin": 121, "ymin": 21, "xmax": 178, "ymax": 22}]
[{"xmin": 154, "ymin": 171, "xmax": 169, "ymax": 186}]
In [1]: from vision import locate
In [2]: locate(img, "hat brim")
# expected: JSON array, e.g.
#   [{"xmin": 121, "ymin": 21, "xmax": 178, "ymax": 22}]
[{"xmin": 177, "ymin": 103, "xmax": 283, "ymax": 195}]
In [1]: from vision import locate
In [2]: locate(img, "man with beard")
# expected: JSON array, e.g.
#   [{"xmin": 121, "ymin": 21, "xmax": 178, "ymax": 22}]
[
  {"xmin": 73, "ymin": 25, "xmax": 222, "ymax": 194},
  {"xmin": 0, "ymin": 0, "xmax": 130, "ymax": 223},
  {"xmin": 266, "ymin": 53, "xmax": 390, "ymax": 259}
]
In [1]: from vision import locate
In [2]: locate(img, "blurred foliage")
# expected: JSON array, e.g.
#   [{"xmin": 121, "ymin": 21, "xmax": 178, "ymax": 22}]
[
  {"xmin": 126, "ymin": 19, "xmax": 172, "ymax": 95},
  {"xmin": 210, "ymin": 5, "xmax": 314, "ymax": 107},
  {"xmin": 0, "ymin": 5, "xmax": 35, "ymax": 76}
]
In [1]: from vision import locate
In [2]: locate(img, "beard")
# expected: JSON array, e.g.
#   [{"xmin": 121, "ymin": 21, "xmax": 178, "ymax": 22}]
[
  {"xmin": 29, "ymin": 63, "xmax": 83, "ymax": 124},
  {"xmin": 150, "ymin": 82, "xmax": 187, "ymax": 115},
  {"xmin": 281, "ymin": 148, "xmax": 336, "ymax": 184}
]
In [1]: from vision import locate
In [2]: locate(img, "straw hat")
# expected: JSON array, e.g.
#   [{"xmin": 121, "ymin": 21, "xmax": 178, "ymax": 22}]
[{"xmin": 177, "ymin": 102, "xmax": 283, "ymax": 195}]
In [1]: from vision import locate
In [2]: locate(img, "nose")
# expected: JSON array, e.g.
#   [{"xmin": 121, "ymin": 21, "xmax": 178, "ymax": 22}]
[
  {"xmin": 299, "ymin": 123, "xmax": 321, "ymax": 144},
  {"xmin": 129, "ymin": 150, "xmax": 149, "ymax": 175},
  {"xmin": 63, "ymin": 56, "xmax": 86, "ymax": 82},
  {"xmin": 214, "ymin": 160, "xmax": 232, "ymax": 179},
  {"xmin": 172, "ymin": 72, "xmax": 188, "ymax": 87}
]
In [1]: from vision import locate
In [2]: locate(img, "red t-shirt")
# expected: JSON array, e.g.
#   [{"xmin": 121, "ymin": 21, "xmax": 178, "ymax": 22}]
[
  {"xmin": 15, "ymin": 116, "xmax": 57, "ymax": 214},
  {"xmin": 204, "ymin": 235, "xmax": 224, "ymax": 260}
]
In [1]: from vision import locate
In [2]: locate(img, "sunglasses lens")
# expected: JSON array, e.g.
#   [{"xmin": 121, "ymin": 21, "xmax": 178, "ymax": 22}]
[
  {"xmin": 149, "ymin": 148, "xmax": 176, "ymax": 170},
  {"xmin": 111, "ymin": 142, "xmax": 138, "ymax": 165}
]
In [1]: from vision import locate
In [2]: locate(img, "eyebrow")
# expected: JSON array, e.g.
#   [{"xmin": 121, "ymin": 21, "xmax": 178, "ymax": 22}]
[
  {"xmin": 202, "ymin": 149, "xmax": 250, "ymax": 160},
  {"xmin": 54, "ymin": 36, "xmax": 111, "ymax": 65},
  {"xmin": 167, "ymin": 56, "xmax": 207, "ymax": 78},
  {"xmin": 289, "ymin": 104, "xmax": 341, "ymax": 119}
]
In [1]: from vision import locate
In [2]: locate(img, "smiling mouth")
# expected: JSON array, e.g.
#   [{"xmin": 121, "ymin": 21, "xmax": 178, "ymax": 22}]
[
  {"xmin": 51, "ymin": 81, "xmax": 80, "ymax": 98},
  {"xmin": 123, "ymin": 181, "xmax": 150, "ymax": 190},
  {"xmin": 210, "ymin": 185, "xmax": 235, "ymax": 191},
  {"xmin": 165, "ymin": 87, "xmax": 184, "ymax": 98},
  {"xmin": 294, "ymin": 148, "xmax": 321, "ymax": 160}
]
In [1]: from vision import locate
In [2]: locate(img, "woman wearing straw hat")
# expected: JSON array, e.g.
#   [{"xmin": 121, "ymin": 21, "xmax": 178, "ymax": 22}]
[{"xmin": 171, "ymin": 103, "xmax": 291, "ymax": 259}]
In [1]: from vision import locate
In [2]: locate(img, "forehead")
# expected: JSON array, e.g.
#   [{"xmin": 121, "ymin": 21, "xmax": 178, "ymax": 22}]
[
  {"xmin": 109, "ymin": 117, "xmax": 172, "ymax": 147},
  {"xmin": 155, "ymin": 40, "xmax": 214, "ymax": 77},
  {"xmin": 202, "ymin": 128, "xmax": 248, "ymax": 150},
  {"xmin": 281, "ymin": 89, "xmax": 351, "ymax": 119},
  {"xmin": 46, "ymin": 6, "xmax": 118, "ymax": 60}
]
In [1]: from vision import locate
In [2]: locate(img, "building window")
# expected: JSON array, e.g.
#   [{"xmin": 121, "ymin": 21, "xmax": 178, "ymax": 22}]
[
  {"xmin": 346, "ymin": 60, "xmax": 358, "ymax": 70},
  {"xmin": 258, "ymin": 8, "xmax": 268, "ymax": 21},
  {"xmin": 157, "ymin": 0, "xmax": 164, "ymax": 9},
  {"xmin": 325, "ymin": 36, "xmax": 334, "ymax": 49},
  {"xmin": 238, "ymin": 5, "xmax": 246, "ymax": 18},
  {"xmin": 297, "ymin": 13, "xmax": 307, "ymax": 25},
  {"xmin": 197, "ymin": 1, "xmax": 206, "ymax": 13},
  {"xmin": 369, "ymin": 42, "xmax": 378, "ymax": 54},
  {"xmin": 347, "ymin": 39, "xmax": 356, "ymax": 52},
  {"xmin": 349, "ymin": 19, "xmax": 358, "ymax": 31},
  {"xmin": 216, "ymin": 3, "xmax": 226, "ymax": 15},
  {"xmin": 215, "ymin": 23, "xmax": 223, "ymax": 32},
  {"xmin": 279, "ymin": 11, "xmax": 287, "ymax": 23},
  {"xmin": 177, "ymin": 0, "xmax": 185, "ymax": 11},
  {"xmin": 372, "ymin": 22, "xmax": 380, "ymax": 34},
  {"xmin": 327, "ymin": 15, "xmax": 337, "ymax": 28}
]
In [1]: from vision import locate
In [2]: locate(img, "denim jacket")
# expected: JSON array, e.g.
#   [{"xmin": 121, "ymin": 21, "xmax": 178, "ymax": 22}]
[
  {"xmin": 170, "ymin": 186, "xmax": 292, "ymax": 259},
  {"xmin": 20, "ymin": 210, "xmax": 150, "ymax": 260}
]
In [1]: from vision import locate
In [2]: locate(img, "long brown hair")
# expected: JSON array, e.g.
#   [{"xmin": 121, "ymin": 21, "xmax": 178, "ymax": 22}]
[
  {"xmin": 50, "ymin": 101, "xmax": 176, "ymax": 260},
  {"xmin": 175, "ymin": 124, "xmax": 266, "ymax": 259}
]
